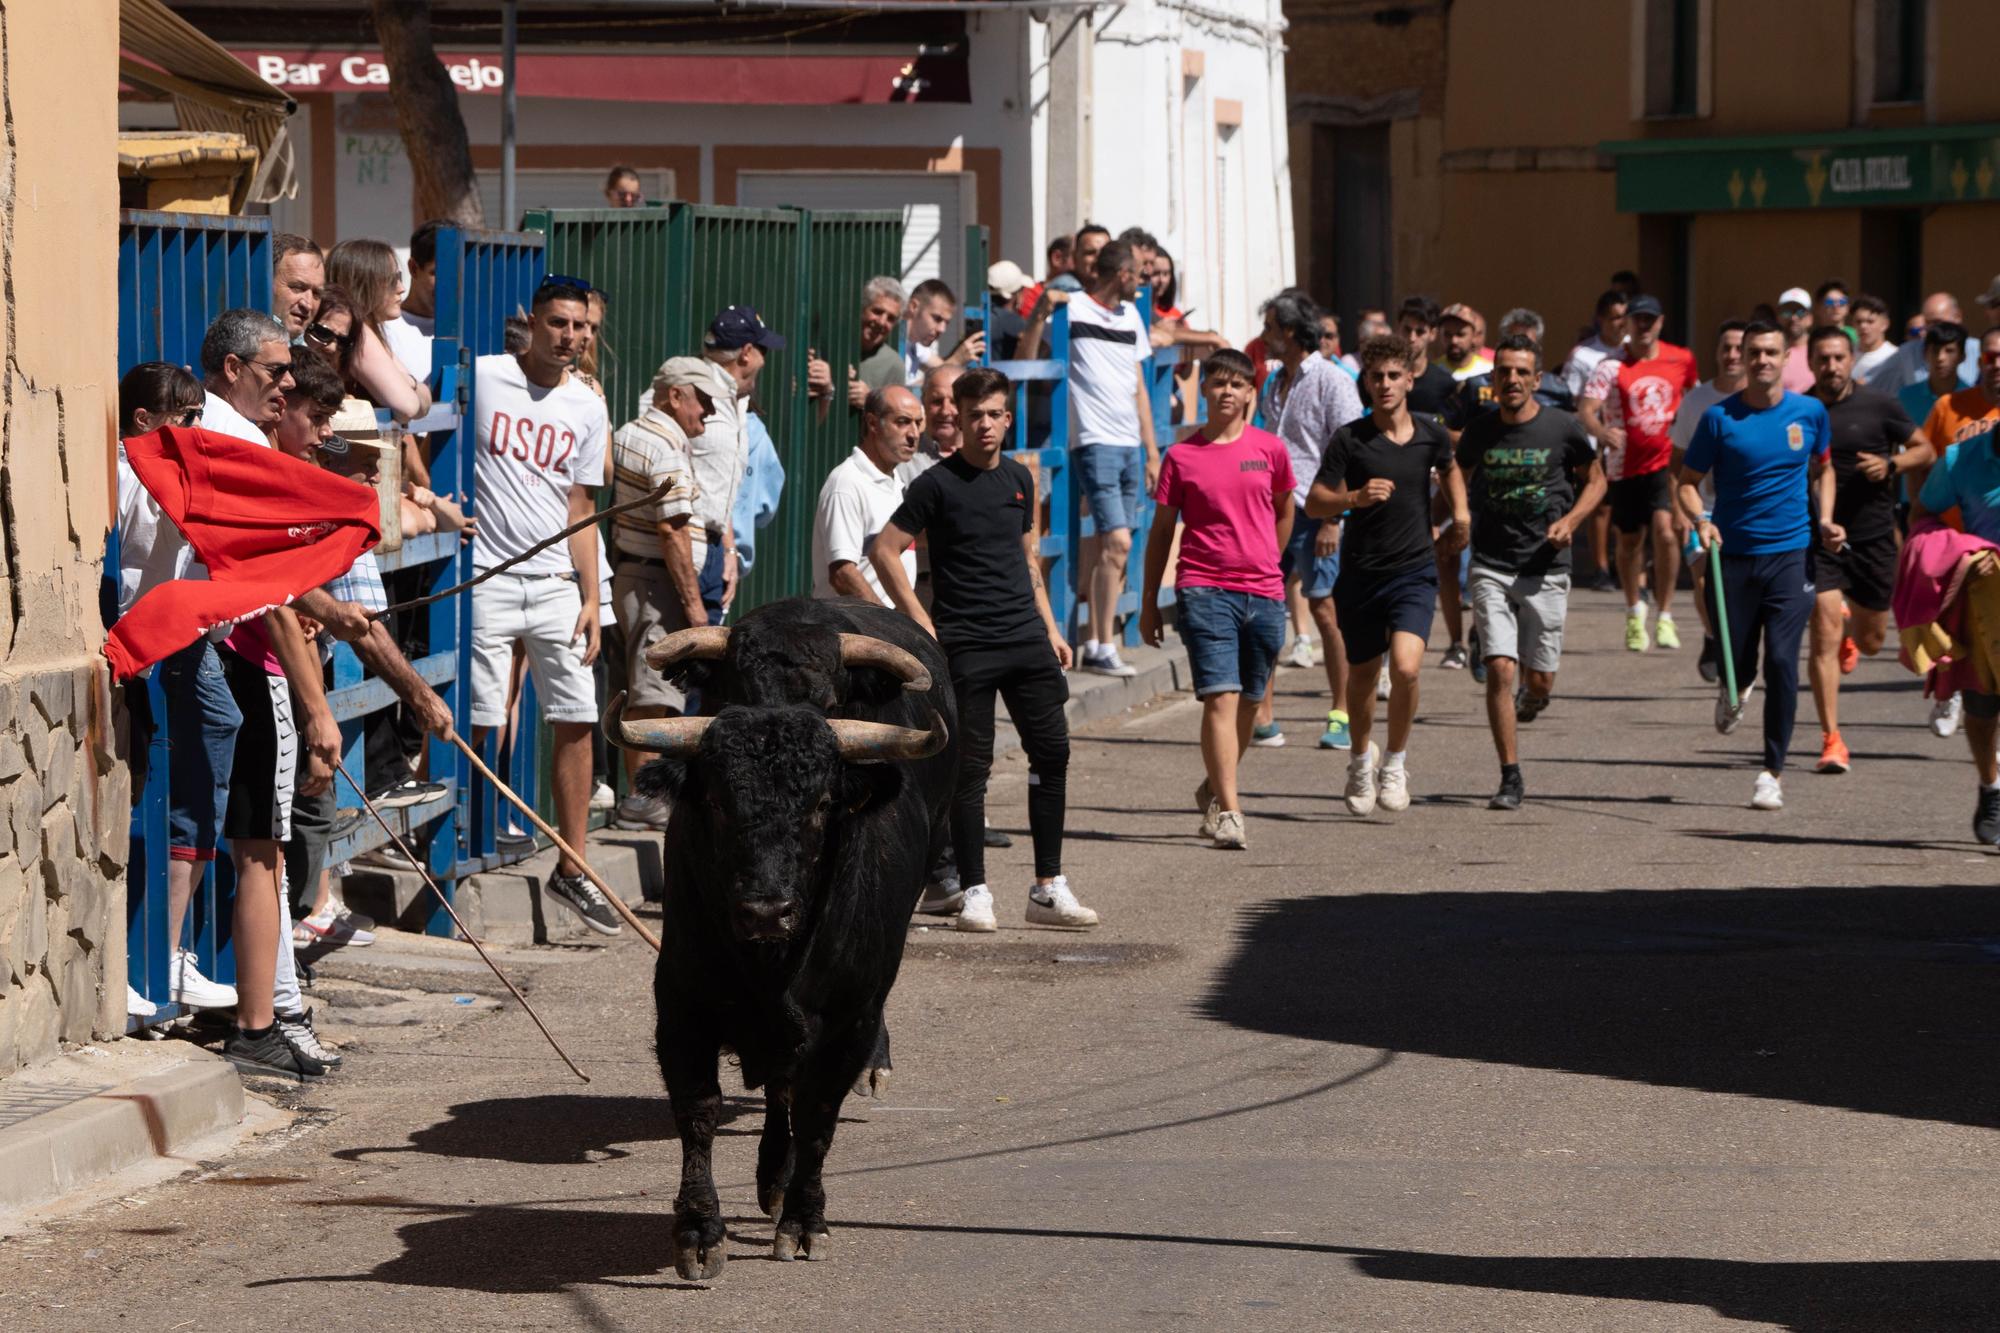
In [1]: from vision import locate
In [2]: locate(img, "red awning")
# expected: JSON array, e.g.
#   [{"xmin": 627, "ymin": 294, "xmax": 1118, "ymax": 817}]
[{"xmin": 230, "ymin": 48, "xmax": 965, "ymax": 104}]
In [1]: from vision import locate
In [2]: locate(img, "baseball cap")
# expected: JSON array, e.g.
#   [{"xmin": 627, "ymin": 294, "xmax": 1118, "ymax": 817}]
[
  {"xmin": 1439, "ymin": 302, "xmax": 1479, "ymax": 327},
  {"xmin": 1980, "ymin": 275, "xmax": 2000, "ymax": 308},
  {"xmin": 703, "ymin": 305, "xmax": 786, "ymax": 353},
  {"xmin": 1777, "ymin": 287, "xmax": 1812, "ymax": 312},
  {"xmin": 1625, "ymin": 294, "xmax": 1664, "ymax": 319},
  {"xmin": 987, "ymin": 259, "xmax": 1029, "ymax": 300},
  {"xmin": 652, "ymin": 355, "xmax": 716, "ymax": 399}
]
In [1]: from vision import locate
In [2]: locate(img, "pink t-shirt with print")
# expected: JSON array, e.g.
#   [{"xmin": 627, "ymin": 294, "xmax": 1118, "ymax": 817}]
[{"xmin": 1154, "ymin": 426, "xmax": 1296, "ymax": 601}]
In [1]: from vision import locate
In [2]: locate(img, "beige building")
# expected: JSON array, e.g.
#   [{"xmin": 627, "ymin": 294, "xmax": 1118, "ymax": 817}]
[
  {"xmin": 1290, "ymin": 0, "xmax": 2000, "ymax": 369},
  {"xmin": 0, "ymin": 0, "xmax": 128, "ymax": 1075}
]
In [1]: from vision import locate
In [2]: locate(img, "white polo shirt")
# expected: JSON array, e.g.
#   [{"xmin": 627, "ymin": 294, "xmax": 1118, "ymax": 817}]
[{"xmin": 811, "ymin": 447, "xmax": 916, "ymax": 606}]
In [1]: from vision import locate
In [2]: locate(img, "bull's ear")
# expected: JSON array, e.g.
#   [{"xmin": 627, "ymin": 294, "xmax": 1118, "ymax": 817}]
[
  {"xmin": 637, "ymin": 757, "xmax": 696, "ymax": 804},
  {"xmin": 840, "ymin": 762, "xmax": 903, "ymax": 814},
  {"xmin": 842, "ymin": 666, "xmax": 909, "ymax": 708}
]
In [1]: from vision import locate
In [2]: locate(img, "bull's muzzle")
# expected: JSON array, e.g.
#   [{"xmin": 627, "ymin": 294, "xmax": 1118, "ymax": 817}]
[
  {"xmin": 642, "ymin": 625, "xmax": 934, "ymax": 693},
  {"xmin": 600, "ymin": 691, "xmax": 950, "ymax": 764},
  {"xmin": 732, "ymin": 896, "xmax": 798, "ymax": 942}
]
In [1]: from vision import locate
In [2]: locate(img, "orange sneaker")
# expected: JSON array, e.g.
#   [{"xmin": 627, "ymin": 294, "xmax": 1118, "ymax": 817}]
[
  {"xmin": 1816, "ymin": 732, "xmax": 1851, "ymax": 774},
  {"xmin": 1838, "ymin": 635, "xmax": 1860, "ymax": 674}
]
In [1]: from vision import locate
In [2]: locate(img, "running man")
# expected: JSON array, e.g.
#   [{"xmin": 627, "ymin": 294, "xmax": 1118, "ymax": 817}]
[
  {"xmin": 1306, "ymin": 333, "xmax": 1468, "ymax": 816},
  {"xmin": 1677, "ymin": 321, "xmax": 1836, "ymax": 812},
  {"xmin": 1457, "ymin": 335, "xmax": 1605, "ymax": 810},
  {"xmin": 1805, "ymin": 324, "xmax": 1931, "ymax": 774},
  {"xmin": 1139, "ymin": 350, "xmax": 1295, "ymax": 850},
  {"xmin": 1579, "ymin": 294, "xmax": 1699, "ymax": 653}
]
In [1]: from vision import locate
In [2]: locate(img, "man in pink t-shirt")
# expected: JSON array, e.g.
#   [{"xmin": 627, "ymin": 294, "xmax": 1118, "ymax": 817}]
[{"xmin": 1140, "ymin": 349, "xmax": 1296, "ymax": 850}]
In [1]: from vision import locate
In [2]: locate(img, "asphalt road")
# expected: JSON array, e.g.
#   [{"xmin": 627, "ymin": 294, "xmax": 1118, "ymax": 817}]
[{"xmin": 6, "ymin": 585, "xmax": 2000, "ymax": 1331}]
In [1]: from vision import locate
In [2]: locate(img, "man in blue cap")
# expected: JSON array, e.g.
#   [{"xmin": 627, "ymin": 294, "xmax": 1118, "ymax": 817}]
[{"xmin": 693, "ymin": 305, "xmax": 786, "ymax": 622}]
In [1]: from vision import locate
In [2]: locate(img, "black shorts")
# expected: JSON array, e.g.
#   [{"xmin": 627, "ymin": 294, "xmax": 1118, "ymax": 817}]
[
  {"xmin": 1609, "ymin": 469, "xmax": 1674, "ymax": 534},
  {"xmin": 219, "ymin": 647, "xmax": 297, "ymax": 843},
  {"xmin": 1812, "ymin": 533, "xmax": 1897, "ymax": 613},
  {"xmin": 1333, "ymin": 560, "xmax": 1439, "ymax": 665}
]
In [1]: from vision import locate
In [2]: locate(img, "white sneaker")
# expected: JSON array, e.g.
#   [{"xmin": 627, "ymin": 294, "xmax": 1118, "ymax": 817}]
[
  {"xmin": 1376, "ymin": 664, "xmax": 1392, "ymax": 700},
  {"xmin": 1283, "ymin": 638, "xmax": 1315, "ymax": 670},
  {"xmin": 1195, "ymin": 779, "xmax": 1219, "ymax": 839},
  {"xmin": 299, "ymin": 904, "xmax": 376, "ymax": 949},
  {"xmin": 1345, "ymin": 741, "xmax": 1380, "ymax": 816},
  {"xmin": 613, "ymin": 793, "xmax": 672, "ymax": 830},
  {"xmin": 589, "ymin": 780, "xmax": 616, "ymax": 811},
  {"xmin": 172, "ymin": 949, "xmax": 237, "ymax": 1010},
  {"xmin": 1714, "ymin": 679, "xmax": 1756, "ymax": 735},
  {"xmin": 1751, "ymin": 771, "xmax": 1784, "ymax": 811},
  {"xmin": 1931, "ymin": 693, "xmax": 1964, "ymax": 739},
  {"xmin": 1211, "ymin": 810, "xmax": 1248, "ymax": 849},
  {"xmin": 126, "ymin": 985, "xmax": 157, "ymax": 1019},
  {"xmin": 955, "ymin": 884, "xmax": 997, "ymax": 933},
  {"xmin": 1026, "ymin": 875, "xmax": 1099, "ymax": 929},
  {"xmin": 1378, "ymin": 760, "xmax": 1410, "ymax": 812},
  {"xmin": 1086, "ymin": 647, "xmax": 1139, "ymax": 678}
]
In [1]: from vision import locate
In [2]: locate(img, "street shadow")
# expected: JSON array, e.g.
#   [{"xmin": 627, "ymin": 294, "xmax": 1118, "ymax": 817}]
[
  {"xmin": 331, "ymin": 1093, "xmax": 753, "ymax": 1166},
  {"xmin": 1200, "ymin": 883, "xmax": 2000, "ymax": 1127}
]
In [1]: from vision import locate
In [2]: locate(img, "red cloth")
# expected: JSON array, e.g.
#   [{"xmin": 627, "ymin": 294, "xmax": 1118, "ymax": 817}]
[
  {"xmin": 105, "ymin": 426, "xmax": 380, "ymax": 679},
  {"xmin": 1892, "ymin": 519, "xmax": 2000, "ymax": 696}
]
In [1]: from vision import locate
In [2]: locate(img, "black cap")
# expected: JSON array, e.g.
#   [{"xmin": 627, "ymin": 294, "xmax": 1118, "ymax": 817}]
[
  {"xmin": 703, "ymin": 305, "xmax": 786, "ymax": 353},
  {"xmin": 1626, "ymin": 294, "xmax": 1664, "ymax": 319}
]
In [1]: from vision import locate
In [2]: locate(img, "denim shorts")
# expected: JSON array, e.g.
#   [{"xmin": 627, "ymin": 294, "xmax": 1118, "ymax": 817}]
[
  {"xmin": 1178, "ymin": 586, "xmax": 1286, "ymax": 700},
  {"xmin": 1280, "ymin": 516, "xmax": 1341, "ymax": 600},
  {"xmin": 157, "ymin": 638, "xmax": 241, "ymax": 863},
  {"xmin": 1076, "ymin": 443, "xmax": 1145, "ymax": 534}
]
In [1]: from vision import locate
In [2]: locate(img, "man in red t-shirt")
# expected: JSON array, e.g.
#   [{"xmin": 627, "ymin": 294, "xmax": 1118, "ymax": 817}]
[{"xmin": 1578, "ymin": 294, "xmax": 1699, "ymax": 652}]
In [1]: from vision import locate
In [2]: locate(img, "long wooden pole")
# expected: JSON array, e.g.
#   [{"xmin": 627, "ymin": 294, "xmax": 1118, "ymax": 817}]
[
  {"xmin": 336, "ymin": 760, "xmax": 591, "ymax": 1083},
  {"xmin": 449, "ymin": 732, "xmax": 664, "ymax": 952}
]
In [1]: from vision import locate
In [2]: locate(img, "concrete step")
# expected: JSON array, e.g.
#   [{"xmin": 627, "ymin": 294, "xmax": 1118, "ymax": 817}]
[{"xmin": 994, "ymin": 632, "xmax": 1191, "ymax": 757}]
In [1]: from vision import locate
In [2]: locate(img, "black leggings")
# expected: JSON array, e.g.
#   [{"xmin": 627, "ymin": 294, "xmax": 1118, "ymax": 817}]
[{"xmin": 948, "ymin": 642, "xmax": 1070, "ymax": 886}]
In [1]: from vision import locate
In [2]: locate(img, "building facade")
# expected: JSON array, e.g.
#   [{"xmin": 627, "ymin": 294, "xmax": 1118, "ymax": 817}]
[{"xmin": 1291, "ymin": 0, "xmax": 2000, "ymax": 369}]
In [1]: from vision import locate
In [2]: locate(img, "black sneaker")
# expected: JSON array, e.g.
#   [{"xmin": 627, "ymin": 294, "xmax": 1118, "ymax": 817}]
[
  {"xmin": 1699, "ymin": 636, "xmax": 1721, "ymax": 684},
  {"xmin": 1489, "ymin": 769, "xmax": 1525, "ymax": 812},
  {"xmin": 546, "ymin": 871, "xmax": 623, "ymax": 936},
  {"xmin": 222, "ymin": 1024, "xmax": 320, "ymax": 1081},
  {"xmin": 1975, "ymin": 788, "xmax": 2000, "ymax": 847},
  {"xmin": 373, "ymin": 779, "xmax": 448, "ymax": 809},
  {"xmin": 1515, "ymin": 690, "xmax": 1551, "ymax": 724},
  {"xmin": 276, "ymin": 1007, "xmax": 341, "ymax": 1074},
  {"xmin": 916, "ymin": 870, "xmax": 964, "ymax": 916},
  {"xmin": 1468, "ymin": 629, "xmax": 1487, "ymax": 683},
  {"xmin": 982, "ymin": 825, "xmax": 1013, "ymax": 849}
]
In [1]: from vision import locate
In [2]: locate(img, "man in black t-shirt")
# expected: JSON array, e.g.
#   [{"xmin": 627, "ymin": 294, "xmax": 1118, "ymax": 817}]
[
  {"xmin": 1307, "ymin": 332, "xmax": 1468, "ymax": 817},
  {"xmin": 875, "ymin": 367, "xmax": 1100, "ymax": 933},
  {"xmin": 1457, "ymin": 335, "xmax": 1606, "ymax": 810},
  {"xmin": 1804, "ymin": 325, "xmax": 1931, "ymax": 774}
]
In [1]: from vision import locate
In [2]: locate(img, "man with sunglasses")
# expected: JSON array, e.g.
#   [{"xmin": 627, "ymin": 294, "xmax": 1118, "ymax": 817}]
[{"xmin": 202, "ymin": 307, "xmax": 295, "ymax": 445}]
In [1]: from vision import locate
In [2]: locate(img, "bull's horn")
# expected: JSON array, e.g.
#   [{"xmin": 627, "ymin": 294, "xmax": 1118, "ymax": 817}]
[
  {"xmin": 643, "ymin": 625, "xmax": 731, "ymax": 671},
  {"xmin": 838, "ymin": 633, "xmax": 932, "ymax": 693},
  {"xmin": 827, "ymin": 709, "xmax": 950, "ymax": 764},
  {"xmin": 601, "ymin": 690, "xmax": 713, "ymax": 756}
]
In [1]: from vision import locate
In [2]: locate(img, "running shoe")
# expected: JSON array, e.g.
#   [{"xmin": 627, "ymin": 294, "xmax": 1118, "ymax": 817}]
[
  {"xmin": 1714, "ymin": 679, "xmax": 1756, "ymax": 734},
  {"xmin": 1586, "ymin": 566, "xmax": 1619, "ymax": 591},
  {"xmin": 1751, "ymin": 771, "xmax": 1784, "ymax": 811},
  {"xmin": 222, "ymin": 1025, "xmax": 319, "ymax": 1082},
  {"xmin": 1282, "ymin": 638, "xmax": 1315, "ymax": 670},
  {"xmin": 1654, "ymin": 616, "xmax": 1681, "ymax": 650},
  {"xmin": 1698, "ymin": 636, "xmax": 1721, "ymax": 684},
  {"xmin": 1084, "ymin": 646, "xmax": 1138, "ymax": 678},
  {"xmin": 1625, "ymin": 613, "xmax": 1649, "ymax": 652},
  {"xmin": 613, "ymin": 793, "xmax": 672, "ymax": 830},
  {"xmin": 1440, "ymin": 643, "xmax": 1468, "ymax": 670},
  {"xmin": 1975, "ymin": 787, "xmax": 2000, "ymax": 847},
  {"xmin": 1816, "ymin": 732, "xmax": 1851, "ymax": 775},
  {"xmin": 1344, "ymin": 741, "xmax": 1380, "ymax": 816},
  {"xmin": 1250, "ymin": 722, "xmax": 1286, "ymax": 748},
  {"xmin": 1489, "ymin": 769, "xmax": 1524, "ymax": 811},
  {"xmin": 373, "ymin": 779, "xmax": 448, "ymax": 809},
  {"xmin": 1376, "ymin": 664, "xmax": 1392, "ymax": 700},
  {"xmin": 955, "ymin": 884, "xmax": 997, "ymax": 933},
  {"xmin": 299, "ymin": 904, "xmax": 375, "ymax": 949},
  {"xmin": 356, "ymin": 844, "xmax": 418, "ymax": 871},
  {"xmin": 1377, "ymin": 761, "xmax": 1410, "ymax": 812},
  {"xmin": 1515, "ymin": 690, "xmax": 1551, "ymax": 724},
  {"xmin": 275, "ymin": 1007, "xmax": 342, "ymax": 1073},
  {"xmin": 1839, "ymin": 636, "xmax": 1860, "ymax": 675},
  {"xmin": 1194, "ymin": 778, "xmax": 1220, "ymax": 839},
  {"xmin": 916, "ymin": 872, "xmax": 965, "ymax": 916},
  {"xmin": 545, "ymin": 871, "xmax": 623, "ymax": 936},
  {"xmin": 1318, "ymin": 710, "xmax": 1352, "ymax": 750},
  {"xmin": 1931, "ymin": 693, "xmax": 1964, "ymax": 738},
  {"xmin": 1026, "ymin": 876, "xmax": 1099, "ymax": 929},
  {"xmin": 1210, "ymin": 810, "xmax": 1248, "ymax": 850},
  {"xmin": 983, "ymin": 823, "xmax": 1013, "ymax": 848}
]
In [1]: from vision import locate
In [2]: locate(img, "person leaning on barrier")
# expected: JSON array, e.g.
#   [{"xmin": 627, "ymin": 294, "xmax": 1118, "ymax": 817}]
[
  {"xmin": 608, "ymin": 357, "xmax": 710, "ymax": 831},
  {"xmin": 848, "ymin": 275, "xmax": 907, "ymax": 411},
  {"xmin": 694, "ymin": 305, "xmax": 786, "ymax": 622}
]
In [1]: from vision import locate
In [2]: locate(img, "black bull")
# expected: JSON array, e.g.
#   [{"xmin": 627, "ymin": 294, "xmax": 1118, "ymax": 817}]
[{"xmin": 605, "ymin": 597, "xmax": 958, "ymax": 1278}]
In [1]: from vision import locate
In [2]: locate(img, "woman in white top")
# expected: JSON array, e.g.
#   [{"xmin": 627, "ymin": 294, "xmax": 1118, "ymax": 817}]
[{"xmin": 325, "ymin": 238, "xmax": 433, "ymax": 424}]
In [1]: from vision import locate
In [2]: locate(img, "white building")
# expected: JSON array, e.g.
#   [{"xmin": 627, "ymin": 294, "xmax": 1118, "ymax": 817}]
[{"xmin": 137, "ymin": 1, "xmax": 1292, "ymax": 345}]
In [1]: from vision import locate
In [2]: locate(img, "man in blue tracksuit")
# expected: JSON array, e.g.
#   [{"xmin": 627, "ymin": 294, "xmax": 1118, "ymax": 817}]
[{"xmin": 1678, "ymin": 320, "xmax": 1837, "ymax": 812}]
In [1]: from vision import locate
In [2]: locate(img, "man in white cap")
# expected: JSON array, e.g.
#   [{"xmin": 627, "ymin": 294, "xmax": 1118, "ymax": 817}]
[
  {"xmin": 1777, "ymin": 287, "xmax": 1818, "ymax": 393},
  {"xmin": 986, "ymin": 259, "xmax": 1030, "ymax": 360}
]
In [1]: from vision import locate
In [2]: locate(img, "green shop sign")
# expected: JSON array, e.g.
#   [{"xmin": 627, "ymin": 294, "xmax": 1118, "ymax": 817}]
[{"xmin": 1604, "ymin": 124, "xmax": 2000, "ymax": 213}]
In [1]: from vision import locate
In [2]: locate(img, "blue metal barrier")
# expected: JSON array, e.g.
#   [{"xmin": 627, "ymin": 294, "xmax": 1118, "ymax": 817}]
[
  {"xmin": 116, "ymin": 211, "xmax": 273, "ymax": 1027},
  {"xmin": 992, "ymin": 304, "xmax": 1076, "ymax": 635}
]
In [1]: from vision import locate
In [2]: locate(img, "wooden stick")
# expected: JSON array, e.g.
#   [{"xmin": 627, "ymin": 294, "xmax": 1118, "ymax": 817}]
[
  {"xmin": 335, "ymin": 760, "xmax": 591, "ymax": 1084},
  {"xmin": 372, "ymin": 481, "xmax": 675, "ymax": 620},
  {"xmin": 449, "ymin": 732, "xmax": 665, "ymax": 952}
]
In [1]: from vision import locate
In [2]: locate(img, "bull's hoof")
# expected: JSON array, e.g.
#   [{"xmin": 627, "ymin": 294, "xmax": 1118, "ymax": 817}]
[
  {"xmin": 773, "ymin": 1223, "xmax": 831, "ymax": 1262},
  {"xmin": 759, "ymin": 1185, "xmax": 785, "ymax": 1220},
  {"xmin": 673, "ymin": 1230, "xmax": 726, "ymax": 1282},
  {"xmin": 850, "ymin": 1065, "xmax": 890, "ymax": 1099}
]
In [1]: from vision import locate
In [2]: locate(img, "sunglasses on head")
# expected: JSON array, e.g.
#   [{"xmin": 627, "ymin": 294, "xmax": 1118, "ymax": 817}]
[{"xmin": 537, "ymin": 273, "xmax": 595, "ymax": 298}]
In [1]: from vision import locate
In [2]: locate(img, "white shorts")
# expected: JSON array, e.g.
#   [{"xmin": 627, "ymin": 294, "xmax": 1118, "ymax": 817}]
[{"xmin": 470, "ymin": 575, "xmax": 598, "ymax": 728}]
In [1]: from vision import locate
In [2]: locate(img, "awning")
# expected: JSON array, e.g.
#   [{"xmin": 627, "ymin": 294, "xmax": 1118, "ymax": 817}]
[
  {"xmin": 230, "ymin": 46, "xmax": 969, "ymax": 104},
  {"xmin": 1603, "ymin": 123, "xmax": 2000, "ymax": 214},
  {"xmin": 120, "ymin": 0, "xmax": 296, "ymax": 206}
]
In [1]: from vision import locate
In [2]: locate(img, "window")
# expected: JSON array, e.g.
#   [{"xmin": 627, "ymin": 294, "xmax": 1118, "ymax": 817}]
[
  {"xmin": 1641, "ymin": 0, "xmax": 1702, "ymax": 118},
  {"xmin": 1871, "ymin": 0, "xmax": 1926, "ymax": 104}
]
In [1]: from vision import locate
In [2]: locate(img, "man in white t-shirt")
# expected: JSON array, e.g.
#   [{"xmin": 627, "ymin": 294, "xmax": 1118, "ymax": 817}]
[
  {"xmin": 813, "ymin": 385, "xmax": 922, "ymax": 605},
  {"xmin": 385, "ymin": 220, "xmax": 440, "ymax": 385},
  {"xmin": 901, "ymin": 278, "xmax": 985, "ymax": 390},
  {"xmin": 470, "ymin": 277, "xmax": 616, "ymax": 935},
  {"xmin": 1054, "ymin": 238, "xmax": 1158, "ymax": 677}
]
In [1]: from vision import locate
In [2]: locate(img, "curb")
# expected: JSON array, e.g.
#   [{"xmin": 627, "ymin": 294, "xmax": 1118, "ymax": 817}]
[{"xmin": 0, "ymin": 1047, "xmax": 244, "ymax": 1214}]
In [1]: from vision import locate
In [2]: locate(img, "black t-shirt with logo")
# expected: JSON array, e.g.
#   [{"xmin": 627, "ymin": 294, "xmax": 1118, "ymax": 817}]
[
  {"xmin": 1455, "ymin": 406, "xmax": 1597, "ymax": 575},
  {"xmin": 1407, "ymin": 363, "xmax": 1459, "ymax": 421},
  {"xmin": 1314, "ymin": 414, "xmax": 1457, "ymax": 579},
  {"xmin": 1821, "ymin": 384, "xmax": 1915, "ymax": 542},
  {"xmin": 887, "ymin": 453, "xmax": 1044, "ymax": 651}
]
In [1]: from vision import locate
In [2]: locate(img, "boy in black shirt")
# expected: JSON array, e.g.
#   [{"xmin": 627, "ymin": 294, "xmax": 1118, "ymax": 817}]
[
  {"xmin": 875, "ymin": 367, "xmax": 1100, "ymax": 933},
  {"xmin": 1307, "ymin": 333, "xmax": 1468, "ymax": 816},
  {"xmin": 1456, "ymin": 335, "xmax": 1605, "ymax": 810}
]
